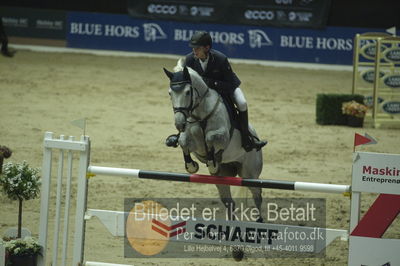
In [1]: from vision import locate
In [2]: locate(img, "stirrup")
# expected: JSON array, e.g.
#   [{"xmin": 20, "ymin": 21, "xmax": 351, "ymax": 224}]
[
  {"xmin": 241, "ymin": 137, "xmax": 254, "ymax": 152},
  {"xmin": 165, "ymin": 134, "xmax": 179, "ymax": 148},
  {"xmin": 253, "ymin": 139, "xmax": 267, "ymax": 151},
  {"xmin": 242, "ymin": 137, "xmax": 267, "ymax": 152}
]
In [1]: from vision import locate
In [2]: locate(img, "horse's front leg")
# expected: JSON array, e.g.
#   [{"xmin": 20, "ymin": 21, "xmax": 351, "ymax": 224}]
[
  {"xmin": 182, "ymin": 150, "xmax": 199, "ymax": 174},
  {"xmin": 205, "ymin": 128, "xmax": 229, "ymax": 175},
  {"xmin": 178, "ymin": 131, "xmax": 199, "ymax": 174}
]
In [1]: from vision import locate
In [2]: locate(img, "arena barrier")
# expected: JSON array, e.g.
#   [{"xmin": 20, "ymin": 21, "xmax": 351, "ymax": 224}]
[{"xmin": 37, "ymin": 132, "xmax": 399, "ymax": 266}]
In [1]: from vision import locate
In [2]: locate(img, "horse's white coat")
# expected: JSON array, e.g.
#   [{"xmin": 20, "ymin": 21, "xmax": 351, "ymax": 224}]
[{"xmin": 165, "ymin": 60, "xmax": 264, "ymax": 221}]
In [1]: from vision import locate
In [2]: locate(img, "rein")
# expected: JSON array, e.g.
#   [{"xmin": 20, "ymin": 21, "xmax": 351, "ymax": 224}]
[{"xmin": 190, "ymin": 93, "xmax": 220, "ymax": 123}]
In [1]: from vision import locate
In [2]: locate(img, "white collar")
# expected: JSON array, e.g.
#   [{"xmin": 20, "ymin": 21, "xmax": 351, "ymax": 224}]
[{"xmin": 199, "ymin": 55, "xmax": 209, "ymax": 71}]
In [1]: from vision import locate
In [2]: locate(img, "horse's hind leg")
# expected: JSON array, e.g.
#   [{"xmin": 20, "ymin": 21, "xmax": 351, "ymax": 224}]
[
  {"xmin": 215, "ymin": 164, "xmax": 237, "ymax": 220},
  {"xmin": 248, "ymin": 187, "xmax": 263, "ymax": 222},
  {"xmin": 238, "ymin": 153, "xmax": 264, "ymax": 223},
  {"xmin": 216, "ymin": 164, "xmax": 245, "ymax": 261}
]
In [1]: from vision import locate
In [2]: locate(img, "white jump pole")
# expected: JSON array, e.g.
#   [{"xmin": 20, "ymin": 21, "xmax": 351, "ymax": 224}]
[{"xmin": 88, "ymin": 166, "xmax": 351, "ymax": 194}]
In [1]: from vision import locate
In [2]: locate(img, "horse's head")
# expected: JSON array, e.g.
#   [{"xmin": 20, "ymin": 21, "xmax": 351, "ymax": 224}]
[{"xmin": 163, "ymin": 66, "xmax": 193, "ymax": 132}]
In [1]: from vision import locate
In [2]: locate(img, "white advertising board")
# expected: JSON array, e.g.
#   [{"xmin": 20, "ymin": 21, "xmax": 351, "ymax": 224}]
[
  {"xmin": 348, "ymin": 236, "xmax": 400, "ymax": 266},
  {"xmin": 352, "ymin": 152, "xmax": 400, "ymax": 195}
]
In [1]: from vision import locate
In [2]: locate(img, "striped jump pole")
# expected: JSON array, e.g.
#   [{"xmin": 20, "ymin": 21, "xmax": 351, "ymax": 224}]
[{"xmin": 88, "ymin": 166, "xmax": 350, "ymax": 194}]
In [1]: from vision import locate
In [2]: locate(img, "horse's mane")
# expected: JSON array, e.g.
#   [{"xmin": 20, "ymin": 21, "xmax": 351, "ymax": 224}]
[{"xmin": 173, "ymin": 58, "xmax": 208, "ymax": 93}]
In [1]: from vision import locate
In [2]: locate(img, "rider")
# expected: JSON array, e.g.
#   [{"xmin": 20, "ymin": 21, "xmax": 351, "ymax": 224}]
[{"xmin": 166, "ymin": 31, "xmax": 267, "ymax": 152}]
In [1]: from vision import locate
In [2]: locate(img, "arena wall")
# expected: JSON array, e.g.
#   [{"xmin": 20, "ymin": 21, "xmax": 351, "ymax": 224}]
[{"xmin": 1, "ymin": 6, "xmax": 399, "ymax": 65}]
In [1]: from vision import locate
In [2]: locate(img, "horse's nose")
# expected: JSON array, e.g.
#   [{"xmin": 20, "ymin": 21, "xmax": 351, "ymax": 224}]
[{"xmin": 174, "ymin": 111, "xmax": 186, "ymax": 132}]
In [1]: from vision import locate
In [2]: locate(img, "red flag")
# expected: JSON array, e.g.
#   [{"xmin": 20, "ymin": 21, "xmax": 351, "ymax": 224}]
[
  {"xmin": 354, "ymin": 133, "xmax": 377, "ymax": 151},
  {"xmin": 354, "ymin": 133, "xmax": 372, "ymax": 146}
]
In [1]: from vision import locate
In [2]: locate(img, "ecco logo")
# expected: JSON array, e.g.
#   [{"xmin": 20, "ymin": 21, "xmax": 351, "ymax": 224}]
[
  {"xmin": 147, "ymin": 4, "xmax": 177, "ymax": 15},
  {"xmin": 244, "ymin": 10, "xmax": 274, "ymax": 20},
  {"xmin": 248, "ymin": 29, "xmax": 273, "ymax": 48},
  {"xmin": 143, "ymin": 23, "xmax": 167, "ymax": 42}
]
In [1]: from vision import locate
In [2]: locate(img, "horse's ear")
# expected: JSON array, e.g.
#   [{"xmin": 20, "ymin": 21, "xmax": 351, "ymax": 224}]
[
  {"xmin": 183, "ymin": 66, "xmax": 191, "ymax": 81},
  {"xmin": 163, "ymin": 68, "xmax": 174, "ymax": 80}
]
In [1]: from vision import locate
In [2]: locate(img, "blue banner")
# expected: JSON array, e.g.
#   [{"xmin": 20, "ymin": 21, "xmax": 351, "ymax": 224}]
[{"xmin": 67, "ymin": 11, "xmax": 395, "ymax": 65}]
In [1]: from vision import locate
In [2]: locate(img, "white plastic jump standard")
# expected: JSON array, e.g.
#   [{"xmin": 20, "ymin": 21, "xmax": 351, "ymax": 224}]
[
  {"xmin": 62, "ymin": 138, "xmax": 75, "ymax": 266},
  {"xmin": 72, "ymin": 137, "xmax": 90, "ymax": 266},
  {"xmin": 38, "ymin": 132, "xmax": 90, "ymax": 266},
  {"xmin": 52, "ymin": 135, "xmax": 64, "ymax": 266}
]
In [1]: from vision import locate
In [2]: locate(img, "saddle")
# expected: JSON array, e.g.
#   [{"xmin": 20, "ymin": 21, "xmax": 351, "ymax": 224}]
[{"xmin": 220, "ymin": 95, "xmax": 240, "ymax": 131}]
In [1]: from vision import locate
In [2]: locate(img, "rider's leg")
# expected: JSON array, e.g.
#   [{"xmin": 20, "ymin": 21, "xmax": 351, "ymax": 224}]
[{"xmin": 233, "ymin": 87, "xmax": 267, "ymax": 152}]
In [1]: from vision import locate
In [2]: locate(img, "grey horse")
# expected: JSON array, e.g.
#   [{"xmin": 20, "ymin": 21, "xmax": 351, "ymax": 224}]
[{"xmin": 163, "ymin": 62, "xmax": 264, "ymax": 224}]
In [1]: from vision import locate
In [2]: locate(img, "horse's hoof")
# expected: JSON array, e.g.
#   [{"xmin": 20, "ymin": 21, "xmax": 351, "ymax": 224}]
[
  {"xmin": 232, "ymin": 247, "xmax": 244, "ymax": 261},
  {"xmin": 207, "ymin": 161, "xmax": 219, "ymax": 175},
  {"xmin": 185, "ymin": 161, "xmax": 199, "ymax": 174}
]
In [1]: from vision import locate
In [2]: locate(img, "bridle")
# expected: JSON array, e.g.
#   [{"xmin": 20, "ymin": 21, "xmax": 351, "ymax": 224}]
[{"xmin": 171, "ymin": 80, "xmax": 210, "ymax": 121}]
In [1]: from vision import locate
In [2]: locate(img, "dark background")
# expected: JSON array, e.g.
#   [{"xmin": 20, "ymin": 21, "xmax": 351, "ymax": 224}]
[{"xmin": 1, "ymin": 0, "xmax": 399, "ymax": 28}]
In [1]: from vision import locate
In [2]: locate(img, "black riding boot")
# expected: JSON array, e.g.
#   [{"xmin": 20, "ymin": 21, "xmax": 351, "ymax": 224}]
[
  {"xmin": 238, "ymin": 110, "xmax": 267, "ymax": 152},
  {"xmin": 165, "ymin": 133, "xmax": 179, "ymax": 148}
]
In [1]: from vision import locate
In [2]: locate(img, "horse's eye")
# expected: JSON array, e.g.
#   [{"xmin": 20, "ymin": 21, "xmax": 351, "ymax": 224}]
[{"xmin": 185, "ymin": 90, "xmax": 190, "ymax": 96}]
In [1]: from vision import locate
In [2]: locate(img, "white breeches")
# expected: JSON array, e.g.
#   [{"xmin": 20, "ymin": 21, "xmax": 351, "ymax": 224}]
[{"xmin": 233, "ymin": 87, "xmax": 247, "ymax": 112}]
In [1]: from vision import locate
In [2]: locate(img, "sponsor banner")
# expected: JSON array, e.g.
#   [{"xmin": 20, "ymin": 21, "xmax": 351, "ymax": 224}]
[
  {"xmin": 127, "ymin": 0, "xmax": 222, "ymax": 24},
  {"xmin": 123, "ymin": 198, "xmax": 327, "ymax": 258},
  {"xmin": 383, "ymin": 47, "xmax": 400, "ymax": 63},
  {"xmin": 360, "ymin": 69, "xmax": 385, "ymax": 84},
  {"xmin": 66, "ymin": 11, "xmax": 395, "ymax": 65},
  {"xmin": 127, "ymin": 0, "xmax": 331, "ymax": 28},
  {"xmin": 229, "ymin": 0, "xmax": 331, "ymax": 29},
  {"xmin": 382, "ymin": 74, "xmax": 400, "ymax": 88},
  {"xmin": 0, "ymin": 7, "xmax": 66, "ymax": 39},
  {"xmin": 381, "ymin": 101, "xmax": 400, "ymax": 115},
  {"xmin": 352, "ymin": 152, "xmax": 400, "ymax": 194}
]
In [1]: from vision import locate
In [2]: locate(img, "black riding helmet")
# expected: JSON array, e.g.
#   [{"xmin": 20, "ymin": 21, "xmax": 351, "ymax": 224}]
[{"xmin": 189, "ymin": 31, "xmax": 212, "ymax": 48}]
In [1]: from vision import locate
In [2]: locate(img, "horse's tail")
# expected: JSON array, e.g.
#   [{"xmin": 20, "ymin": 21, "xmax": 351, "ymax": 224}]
[{"xmin": 173, "ymin": 58, "xmax": 185, "ymax": 72}]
